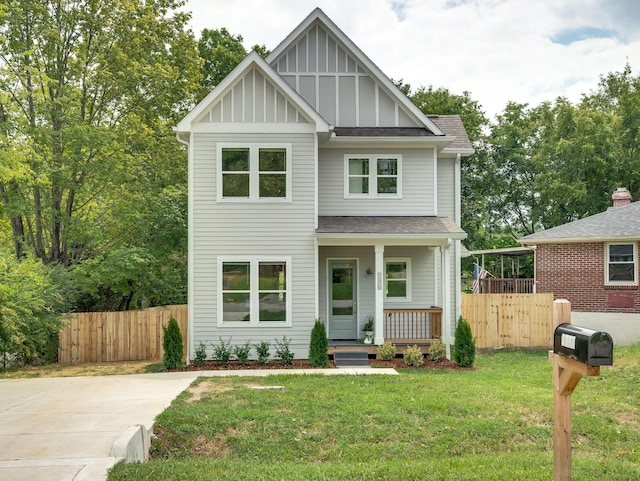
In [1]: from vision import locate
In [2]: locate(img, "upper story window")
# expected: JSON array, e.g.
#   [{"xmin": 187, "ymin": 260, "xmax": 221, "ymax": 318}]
[
  {"xmin": 218, "ymin": 144, "xmax": 291, "ymax": 201},
  {"xmin": 605, "ymin": 243, "xmax": 638, "ymax": 286},
  {"xmin": 345, "ymin": 155, "xmax": 402, "ymax": 198}
]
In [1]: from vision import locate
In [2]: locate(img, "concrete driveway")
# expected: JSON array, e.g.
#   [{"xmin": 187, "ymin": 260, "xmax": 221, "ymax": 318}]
[{"xmin": 0, "ymin": 372, "xmax": 200, "ymax": 481}]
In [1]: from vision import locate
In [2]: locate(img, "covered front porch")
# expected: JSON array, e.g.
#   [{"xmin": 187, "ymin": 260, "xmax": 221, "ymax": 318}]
[{"xmin": 315, "ymin": 216, "xmax": 465, "ymax": 357}]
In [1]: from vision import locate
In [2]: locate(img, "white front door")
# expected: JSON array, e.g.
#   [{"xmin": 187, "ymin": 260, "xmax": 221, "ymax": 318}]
[{"xmin": 328, "ymin": 260, "xmax": 358, "ymax": 339}]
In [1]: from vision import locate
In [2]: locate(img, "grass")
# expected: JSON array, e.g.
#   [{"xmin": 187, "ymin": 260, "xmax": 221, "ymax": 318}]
[
  {"xmin": 108, "ymin": 344, "xmax": 640, "ymax": 480},
  {"xmin": 0, "ymin": 360, "xmax": 153, "ymax": 378}
]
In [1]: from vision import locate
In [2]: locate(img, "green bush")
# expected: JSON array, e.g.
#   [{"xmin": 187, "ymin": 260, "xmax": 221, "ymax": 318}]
[
  {"xmin": 212, "ymin": 338, "xmax": 232, "ymax": 367},
  {"xmin": 162, "ymin": 316, "xmax": 183, "ymax": 370},
  {"xmin": 377, "ymin": 341, "xmax": 397, "ymax": 361},
  {"xmin": 453, "ymin": 316, "xmax": 476, "ymax": 367},
  {"xmin": 192, "ymin": 341, "xmax": 208, "ymax": 367},
  {"xmin": 275, "ymin": 336, "xmax": 294, "ymax": 365},
  {"xmin": 233, "ymin": 341, "xmax": 252, "ymax": 365},
  {"xmin": 429, "ymin": 339, "xmax": 446, "ymax": 362},
  {"xmin": 255, "ymin": 340, "xmax": 270, "ymax": 365},
  {"xmin": 404, "ymin": 345, "xmax": 424, "ymax": 367},
  {"xmin": 308, "ymin": 320, "xmax": 329, "ymax": 367}
]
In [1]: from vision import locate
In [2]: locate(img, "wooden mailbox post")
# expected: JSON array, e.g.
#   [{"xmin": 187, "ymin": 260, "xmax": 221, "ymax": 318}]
[{"xmin": 549, "ymin": 300, "xmax": 613, "ymax": 481}]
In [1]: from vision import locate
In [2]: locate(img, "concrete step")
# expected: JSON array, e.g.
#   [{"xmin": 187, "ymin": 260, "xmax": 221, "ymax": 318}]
[{"xmin": 334, "ymin": 351, "xmax": 370, "ymax": 367}]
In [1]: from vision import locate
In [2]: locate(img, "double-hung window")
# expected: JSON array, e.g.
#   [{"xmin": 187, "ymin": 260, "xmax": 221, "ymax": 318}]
[
  {"xmin": 219, "ymin": 258, "xmax": 291, "ymax": 326},
  {"xmin": 385, "ymin": 258, "xmax": 411, "ymax": 301},
  {"xmin": 218, "ymin": 144, "xmax": 291, "ymax": 201},
  {"xmin": 605, "ymin": 243, "xmax": 637, "ymax": 286},
  {"xmin": 345, "ymin": 155, "xmax": 401, "ymax": 198}
]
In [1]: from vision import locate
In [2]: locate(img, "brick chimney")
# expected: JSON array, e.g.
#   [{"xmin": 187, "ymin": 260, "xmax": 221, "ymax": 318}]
[{"xmin": 612, "ymin": 187, "xmax": 632, "ymax": 207}]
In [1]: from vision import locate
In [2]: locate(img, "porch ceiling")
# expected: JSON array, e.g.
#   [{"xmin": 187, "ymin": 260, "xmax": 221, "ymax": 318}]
[{"xmin": 315, "ymin": 216, "xmax": 466, "ymax": 245}]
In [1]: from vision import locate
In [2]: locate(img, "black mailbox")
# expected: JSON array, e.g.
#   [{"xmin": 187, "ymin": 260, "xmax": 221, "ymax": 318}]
[{"xmin": 553, "ymin": 323, "xmax": 613, "ymax": 366}]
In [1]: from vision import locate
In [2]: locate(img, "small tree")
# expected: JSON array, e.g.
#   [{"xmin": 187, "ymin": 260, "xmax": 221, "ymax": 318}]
[
  {"xmin": 162, "ymin": 316, "xmax": 183, "ymax": 370},
  {"xmin": 309, "ymin": 320, "xmax": 329, "ymax": 368},
  {"xmin": 453, "ymin": 316, "xmax": 476, "ymax": 367}
]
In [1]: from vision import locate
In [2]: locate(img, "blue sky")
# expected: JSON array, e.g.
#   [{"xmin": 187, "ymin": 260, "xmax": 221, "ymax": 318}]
[{"xmin": 184, "ymin": 0, "xmax": 640, "ymax": 119}]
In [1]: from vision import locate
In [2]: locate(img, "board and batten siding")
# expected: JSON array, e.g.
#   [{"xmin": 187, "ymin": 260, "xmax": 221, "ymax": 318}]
[
  {"xmin": 271, "ymin": 23, "xmax": 420, "ymax": 129},
  {"xmin": 318, "ymin": 148, "xmax": 436, "ymax": 216},
  {"xmin": 191, "ymin": 132, "xmax": 317, "ymax": 358}
]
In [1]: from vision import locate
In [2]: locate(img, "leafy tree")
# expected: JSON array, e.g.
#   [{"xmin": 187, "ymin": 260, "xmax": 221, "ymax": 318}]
[
  {"xmin": 198, "ymin": 27, "xmax": 269, "ymax": 94},
  {"xmin": 0, "ymin": 0, "xmax": 199, "ymax": 311},
  {"xmin": 0, "ymin": 252, "xmax": 62, "ymax": 367}
]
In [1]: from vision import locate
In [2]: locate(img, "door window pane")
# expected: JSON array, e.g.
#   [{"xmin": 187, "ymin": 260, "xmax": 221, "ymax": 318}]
[{"xmin": 332, "ymin": 266, "xmax": 354, "ymax": 315}]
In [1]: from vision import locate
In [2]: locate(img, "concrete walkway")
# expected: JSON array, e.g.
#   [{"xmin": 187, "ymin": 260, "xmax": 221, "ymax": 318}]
[{"xmin": 0, "ymin": 367, "xmax": 396, "ymax": 481}]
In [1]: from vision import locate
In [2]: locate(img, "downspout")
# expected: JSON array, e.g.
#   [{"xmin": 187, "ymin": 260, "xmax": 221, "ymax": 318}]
[
  {"xmin": 454, "ymin": 153, "xmax": 462, "ymax": 322},
  {"xmin": 176, "ymin": 131, "xmax": 193, "ymax": 364}
]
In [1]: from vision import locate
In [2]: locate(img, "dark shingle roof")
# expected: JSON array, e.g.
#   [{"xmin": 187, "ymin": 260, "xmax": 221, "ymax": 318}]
[
  {"xmin": 428, "ymin": 115, "xmax": 473, "ymax": 151},
  {"xmin": 316, "ymin": 216, "xmax": 465, "ymax": 237},
  {"xmin": 332, "ymin": 127, "xmax": 435, "ymax": 137},
  {"xmin": 519, "ymin": 202, "xmax": 640, "ymax": 243}
]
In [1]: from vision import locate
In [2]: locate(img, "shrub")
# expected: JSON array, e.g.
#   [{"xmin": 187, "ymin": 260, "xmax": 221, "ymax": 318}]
[
  {"xmin": 275, "ymin": 336, "xmax": 294, "ymax": 366},
  {"xmin": 404, "ymin": 345, "xmax": 424, "ymax": 367},
  {"xmin": 453, "ymin": 316, "xmax": 476, "ymax": 367},
  {"xmin": 212, "ymin": 338, "xmax": 232, "ymax": 367},
  {"xmin": 162, "ymin": 316, "xmax": 183, "ymax": 370},
  {"xmin": 255, "ymin": 340, "xmax": 270, "ymax": 365},
  {"xmin": 233, "ymin": 341, "xmax": 252, "ymax": 365},
  {"xmin": 192, "ymin": 341, "xmax": 208, "ymax": 367},
  {"xmin": 309, "ymin": 320, "xmax": 329, "ymax": 368},
  {"xmin": 429, "ymin": 339, "xmax": 446, "ymax": 362},
  {"xmin": 377, "ymin": 341, "xmax": 397, "ymax": 361}
]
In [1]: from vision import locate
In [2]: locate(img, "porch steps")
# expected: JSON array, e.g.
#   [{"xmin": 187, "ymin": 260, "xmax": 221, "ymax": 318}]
[{"xmin": 333, "ymin": 351, "xmax": 370, "ymax": 367}]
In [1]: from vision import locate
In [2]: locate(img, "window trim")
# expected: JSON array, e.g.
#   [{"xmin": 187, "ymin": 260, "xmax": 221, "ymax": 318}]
[
  {"xmin": 217, "ymin": 143, "xmax": 292, "ymax": 202},
  {"xmin": 604, "ymin": 242, "xmax": 638, "ymax": 286},
  {"xmin": 384, "ymin": 257, "xmax": 411, "ymax": 302},
  {"xmin": 343, "ymin": 154, "xmax": 402, "ymax": 199},
  {"xmin": 217, "ymin": 256, "xmax": 292, "ymax": 327}
]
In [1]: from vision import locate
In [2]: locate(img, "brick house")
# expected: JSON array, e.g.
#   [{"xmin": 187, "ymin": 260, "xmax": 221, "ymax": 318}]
[{"xmin": 519, "ymin": 188, "xmax": 640, "ymax": 345}]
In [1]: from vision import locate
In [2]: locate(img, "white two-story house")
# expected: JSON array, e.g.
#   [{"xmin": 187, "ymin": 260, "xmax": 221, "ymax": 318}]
[{"xmin": 176, "ymin": 8, "xmax": 473, "ymax": 361}]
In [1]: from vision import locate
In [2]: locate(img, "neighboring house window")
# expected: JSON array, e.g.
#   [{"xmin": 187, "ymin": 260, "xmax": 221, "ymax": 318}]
[
  {"xmin": 218, "ymin": 144, "xmax": 291, "ymax": 201},
  {"xmin": 605, "ymin": 243, "xmax": 638, "ymax": 286},
  {"xmin": 345, "ymin": 155, "xmax": 402, "ymax": 198},
  {"xmin": 385, "ymin": 258, "xmax": 411, "ymax": 301},
  {"xmin": 219, "ymin": 258, "xmax": 291, "ymax": 326}
]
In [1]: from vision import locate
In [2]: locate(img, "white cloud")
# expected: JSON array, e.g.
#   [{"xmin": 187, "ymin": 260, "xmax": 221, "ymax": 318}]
[{"xmin": 183, "ymin": 0, "xmax": 640, "ymax": 119}]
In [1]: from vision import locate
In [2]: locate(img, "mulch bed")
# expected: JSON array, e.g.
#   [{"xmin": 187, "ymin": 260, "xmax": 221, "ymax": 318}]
[{"xmin": 179, "ymin": 357, "xmax": 464, "ymax": 371}]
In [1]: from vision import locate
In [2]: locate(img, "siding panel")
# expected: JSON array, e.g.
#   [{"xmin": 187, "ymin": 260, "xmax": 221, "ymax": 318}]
[{"xmin": 192, "ymin": 132, "xmax": 317, "ymax": 358}]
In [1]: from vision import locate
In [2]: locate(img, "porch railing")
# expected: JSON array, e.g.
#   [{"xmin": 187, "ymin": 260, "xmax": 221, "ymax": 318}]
[
  {"xmin": 479, "ymin": 278, "xmax": 534, "ymax": 294},
  {"xmin": 384, "ymin": 308, "xmax": 442, "ymax": 343}
]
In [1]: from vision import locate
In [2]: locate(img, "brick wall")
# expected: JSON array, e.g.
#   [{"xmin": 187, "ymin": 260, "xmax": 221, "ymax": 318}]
[{"xmin": 536, "ymin": 242, "xmax": 640, "ymax": 313}]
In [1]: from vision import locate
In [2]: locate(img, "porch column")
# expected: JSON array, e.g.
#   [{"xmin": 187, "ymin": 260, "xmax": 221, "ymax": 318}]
[
  {"xmin": 374, "ymin": 244, "xmax": 385, "ymax": 345},
  {"xmin": 441, "ymin": 240, "xmax": 452, "ymax": 359}
]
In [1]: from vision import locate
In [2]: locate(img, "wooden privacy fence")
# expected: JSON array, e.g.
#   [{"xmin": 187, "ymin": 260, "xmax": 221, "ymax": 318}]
[
  {"xmin": 461, "ymin": 293, "xmax": 554, "ymax": 348},
  {"xmin": 58, "ymin": 305, "xmax": 188, "ymax": 364}
]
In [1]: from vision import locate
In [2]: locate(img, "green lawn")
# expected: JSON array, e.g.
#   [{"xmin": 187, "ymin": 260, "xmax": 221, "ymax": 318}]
[{"xmin": 108, "ymin": 345, "xmax": 640, "ymax": 480}]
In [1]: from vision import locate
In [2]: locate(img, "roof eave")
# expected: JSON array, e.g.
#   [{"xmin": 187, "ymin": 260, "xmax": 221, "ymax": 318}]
[{"xmin": 519, "ymin": 235, "xmax": 640, "ymax": 245}]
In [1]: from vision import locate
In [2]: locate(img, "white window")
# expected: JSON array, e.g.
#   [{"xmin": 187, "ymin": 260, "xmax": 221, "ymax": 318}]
[
  {"xmin": 217, "ymin": 144, "xmax": 291, "ymax": 201},
  {"xmin": 385, "ymin": 258, "xmax": 411, "ymax": 301},
  {"xmin": 218, "ymin": 258, "xmax": 291, "ymax": 326},
  {"xmin": 605, "ymin": 243, "xmax": 637, "ymax": 286},
  {"xmin": 344, "ymin": 155, "xmax": 402, "ymax": 198}
]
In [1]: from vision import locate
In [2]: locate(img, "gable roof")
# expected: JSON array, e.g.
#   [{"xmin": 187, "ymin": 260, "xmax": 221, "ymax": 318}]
[
  {"xmin": 266, "ymin": 8, "xmax": 444, "ymax": 136},
  {"xmin": 176, "ymin": 51, "xmax": 331, "ymax": 134},
  {"xmin": 519, "ymin": 201, "xmax": 640, "ymax": 244}
]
